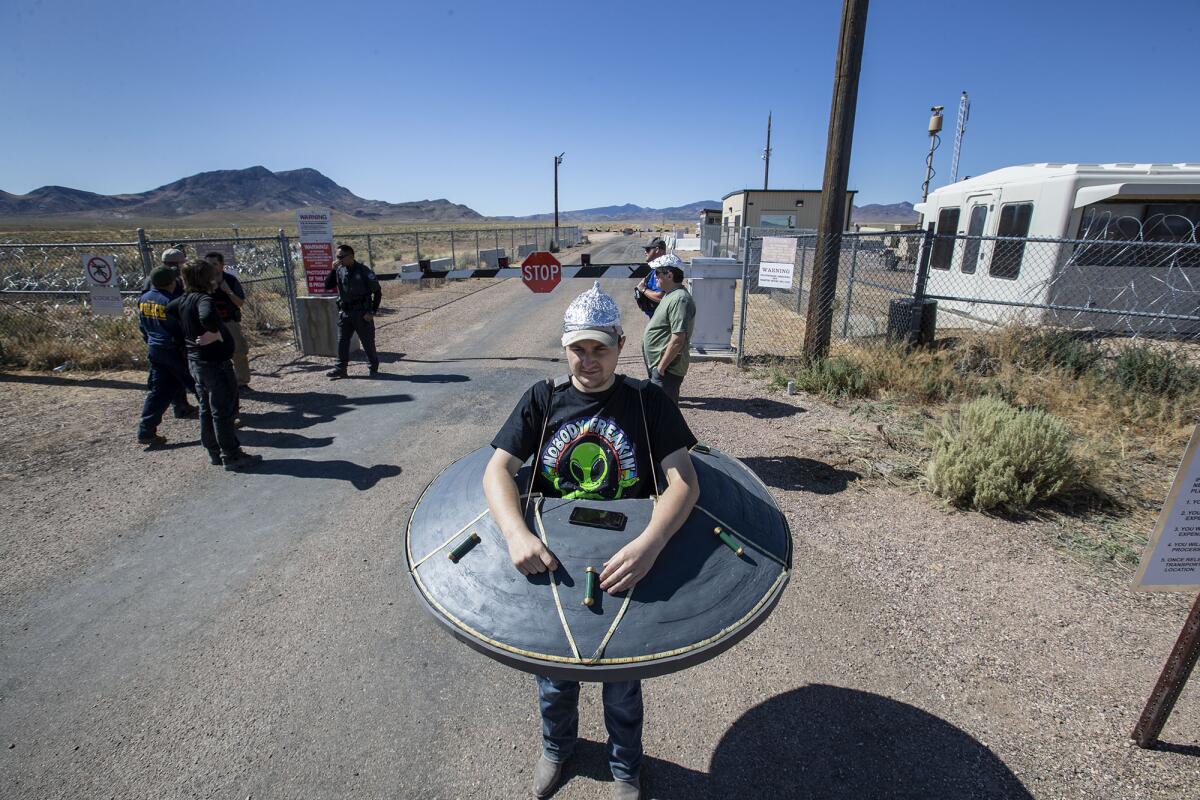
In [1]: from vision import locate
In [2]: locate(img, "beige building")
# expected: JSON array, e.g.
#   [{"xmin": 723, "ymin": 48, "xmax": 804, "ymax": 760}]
[{"xmin": 720, "ymin": 188, "xmax": 856, "ymax": 231}]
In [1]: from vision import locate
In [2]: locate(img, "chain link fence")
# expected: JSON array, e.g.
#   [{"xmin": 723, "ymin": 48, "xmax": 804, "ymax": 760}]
[
  {"xmin": 333, "ymin": 226, "xmax": 582, "ymax": 272},
  {"xmin": 734, "ymin": 225, "xmax": 1200, "ymax": 363}
]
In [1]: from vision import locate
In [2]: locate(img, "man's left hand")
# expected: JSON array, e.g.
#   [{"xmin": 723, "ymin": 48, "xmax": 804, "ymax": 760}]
[
  {"xmin": 600, "ymin": 533, "xmax": 665, "ymax": 594},
  {"xmin": 363, "ymin": 313, "xmax": 375, "ymax": 322}
]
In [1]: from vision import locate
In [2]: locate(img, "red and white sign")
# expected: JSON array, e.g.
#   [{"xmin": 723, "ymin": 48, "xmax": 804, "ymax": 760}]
[
  {"xmin": 521, "ymin": 251, "xmax": 562, "ymax": 294},
  {"xmin": 83, "ymin": 254, "xmax": 114, "ymax": 286},
  {"xmin": 296, "ymin": 208, "xmax": 336, "ymax": 296}
]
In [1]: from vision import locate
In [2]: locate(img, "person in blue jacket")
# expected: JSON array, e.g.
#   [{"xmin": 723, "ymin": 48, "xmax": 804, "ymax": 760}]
[
  {"xmin": 634, "ymin": 238, "xmax": 667, "ymax": 317},
  {"xmin": 135, "ymin": 266, "xmax": 196, "ymax": 447}
]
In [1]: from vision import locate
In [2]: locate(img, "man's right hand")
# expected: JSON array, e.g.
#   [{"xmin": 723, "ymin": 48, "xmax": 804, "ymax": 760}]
[{"xmin": 505, "ymin": 529, "xmax": 559, "ymax": 576}]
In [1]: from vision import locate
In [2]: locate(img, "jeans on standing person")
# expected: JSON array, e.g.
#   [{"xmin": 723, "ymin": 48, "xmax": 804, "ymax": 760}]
[
  {"xmin": 536, "ymin": 676, "xmax": 643, "ymax": 782},
  {"xmin": 189, "ymin": 359, "xmax": 242, "ymax": 460},
  {"xmin": 138, "ymin": 345, "xmax": 195, "ymax": 439},
  {"xmin": 336, "ymin": 307, "xmax": 379, "ymax": 371},
  {"xmin": 646, "ymin": 365, "xmax": 683, "ymax": 404}
]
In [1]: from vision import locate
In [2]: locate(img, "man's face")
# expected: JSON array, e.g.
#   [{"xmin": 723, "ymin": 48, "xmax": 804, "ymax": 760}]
[
  {"xmin": 645, "ymin": 245, "xmax": 665, "ymax": 262},
  {"xmin": 565, "ymin": 336, "xmax": 624, "ymax": 391},
  {"xmin": 654, "ymin": 267, "xmax": 676, "ymax": 290},
  {"xmin": 336, "ymin": 250, "xmax": 354, "ymax": 265}
]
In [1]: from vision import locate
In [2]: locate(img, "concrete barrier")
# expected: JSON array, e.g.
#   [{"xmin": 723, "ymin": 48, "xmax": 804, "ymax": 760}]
[
  {"xmin": 480, "ymin": 248, "xmax": 506, "ymax": 268},
  {"xmin": 296, "ymin": 297, "xmax": 340, "ymax": 357}
]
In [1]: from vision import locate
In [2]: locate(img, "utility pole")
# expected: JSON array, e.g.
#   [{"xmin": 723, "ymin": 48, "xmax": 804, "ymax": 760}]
[
  {"xmin": 762, "ymin": 111, "xmax": 773, "ymax": 190},
  {"xmin": 803, "ymin": 0, "xmax": 869, "ymax": 361},
  {"xmin": 553, "ymin": 152, "xmax": 565, "ymax": 246},
  {"xmin": 921, "ymin": 106, "xmax": 944, "ymax": 202}
]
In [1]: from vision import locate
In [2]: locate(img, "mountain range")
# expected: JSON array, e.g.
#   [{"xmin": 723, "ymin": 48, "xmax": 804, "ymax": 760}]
[
  {"xmin": 0, "ymin": 166, "xmax": 482, "ymax": 222},
  {"xmin": 1, "ymin": 166, "xmax": 919, "ymax": 225}
]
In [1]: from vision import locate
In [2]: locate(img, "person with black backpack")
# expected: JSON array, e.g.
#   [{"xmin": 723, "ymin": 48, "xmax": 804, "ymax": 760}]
[{"xmin": 166, "ymin": 259, "xmax": 261, "ymax": 471}]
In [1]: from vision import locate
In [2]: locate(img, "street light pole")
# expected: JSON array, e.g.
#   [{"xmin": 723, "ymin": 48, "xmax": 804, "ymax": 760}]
[{"xmin": 553, "ymin": 152, "xmax": 565, "ymax": 246}]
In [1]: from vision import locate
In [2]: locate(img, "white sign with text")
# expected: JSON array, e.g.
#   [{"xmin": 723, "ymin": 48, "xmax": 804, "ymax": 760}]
[
  {"xmin": 1135, "ymin": 424, "xmax": 1200, "ymax": 590},
  {"xmin": 759, "ymin": 236, "xmax": 797, "ymax": 290}
]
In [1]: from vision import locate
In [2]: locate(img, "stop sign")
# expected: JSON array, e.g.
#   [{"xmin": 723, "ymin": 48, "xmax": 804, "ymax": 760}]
[{"xmin": 521, "ymin": 251, "xmax": 562, "ymax": 293}]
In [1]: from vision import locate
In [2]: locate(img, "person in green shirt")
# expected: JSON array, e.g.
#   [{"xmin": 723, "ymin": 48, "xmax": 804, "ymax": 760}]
[{"xmin": 641, "ymin": 255, "xmax": 695, "ymax": 403}]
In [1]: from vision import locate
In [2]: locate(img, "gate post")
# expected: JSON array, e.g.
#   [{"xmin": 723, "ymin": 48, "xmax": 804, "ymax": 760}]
[
  {"xmin": 736, "ymin": 234, "xmax": 751, "ymax": 367},
  {"xmin": 278, "ymin": 229, "xmax": 300, "ymax": 350},
  {"xmin": 366, "ymin": 233, "xmax": 374, "ymax": 268},
  {"xmin": 136, "ymin": 228, "xmax": 153, "ymax": 278},
  {"xmin": 841, "ymin": 236, "xmax": 859, "ymax": 338},
  {"xmin": 414, "ymin": 231, "xmax": 422, "ymax": 261},
  {"xmin": 451, "ymin": 230, "xmax": 457, "ymax": 267}
]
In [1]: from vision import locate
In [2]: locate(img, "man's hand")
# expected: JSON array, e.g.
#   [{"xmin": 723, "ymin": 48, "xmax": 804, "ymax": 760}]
[
  {"xmin": 506, "ymin": 529, "xmax": 559, "ymax": 576},
  {"xmin": 363, "ymin": 313, "xmax": 375, "ymax": 322},
  {"xmin": 600, "ymin": 533, "xmax": 666, "ymax": 594},
  {"xmin": 194, "ymin": 330, "xmax": 222, "ymax": 346}
]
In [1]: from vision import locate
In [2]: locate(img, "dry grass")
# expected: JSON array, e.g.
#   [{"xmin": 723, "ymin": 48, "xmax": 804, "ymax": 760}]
[{"xmin": 763, "ymin": 327, "xmax": 1200, "ymax": 568}]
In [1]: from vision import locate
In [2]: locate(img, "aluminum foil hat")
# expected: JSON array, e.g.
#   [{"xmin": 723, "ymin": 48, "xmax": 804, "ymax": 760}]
[{"xmin": 561, "ymin": 281, "xmax": 623, "ymax": 347}]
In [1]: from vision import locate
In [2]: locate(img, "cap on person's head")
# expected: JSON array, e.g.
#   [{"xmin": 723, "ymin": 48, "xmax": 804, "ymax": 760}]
[
  {"xmin": 150, "ymin": 266, "xmax": 177, "ymax": 289},
  {"xmin": 561, "ymin": 281, "xmax": 623, "ymax": 347},
  {"xmin": 650, "ymin": 253, "xmax": 685, "ymax": 274},
  {"xmin": 643, "ymin": 237, "xmax": 667, "ymax": 251},
  {"xmin": 161, "ymin": 248, "xmax": 186, "ymax": 265}
]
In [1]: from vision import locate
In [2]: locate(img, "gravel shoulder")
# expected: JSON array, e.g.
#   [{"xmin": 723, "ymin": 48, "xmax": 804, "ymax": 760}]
[{"xmin": 2, "ymin": 273, "xmax": 1198, "ymax": 799}]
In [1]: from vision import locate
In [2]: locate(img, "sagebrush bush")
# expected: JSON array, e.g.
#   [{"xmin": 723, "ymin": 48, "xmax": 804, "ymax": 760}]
[
  {"xmin": 1014, "ymin": 329, "xmax": 1104, "ymax": 377},
  {"xmin": 1111, "ymin": 345, "xmax": 1200, "ymax": 398},
  {"xmin": 925, "ymin": 396, "xmax": 1080, "ymax": 514},
  {"xmin": 791, "ymin": 355, "xmax": 874, "ymax": 399}
]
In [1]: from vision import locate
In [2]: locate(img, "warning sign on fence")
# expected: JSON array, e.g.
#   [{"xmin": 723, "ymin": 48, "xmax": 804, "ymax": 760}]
[
  {"xmin": 81, "ymin": 253, "xmax": 124, "ymax": 316},
  {"xmin": 759, "ymin": 237, "xmax": 797, "ymax": 290},
  {"xmin": 296, "ymin": 208, "xmax": 336, "ymax": 296}
]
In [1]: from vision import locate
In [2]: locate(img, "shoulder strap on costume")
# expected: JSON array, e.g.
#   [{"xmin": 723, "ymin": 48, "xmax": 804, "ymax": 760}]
[
  {"xmin": 635, "ymin": 380, "xmax": 662, "ymax": 498},
  {"xmin": 523, "ymin": 377, "xmax": 558, "ymax": 516},
  {"xmin": 553, "ymin": 374, "xmax": 571, "ymax": 388}
]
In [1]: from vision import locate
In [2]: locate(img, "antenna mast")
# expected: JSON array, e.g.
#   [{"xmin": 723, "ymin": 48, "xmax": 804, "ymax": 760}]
[
  {"xmin": 762, "ymin": 111, "xmax": 772, "ymax": 190},
  {"xmin": 949, "ymin": 91, "xmax": 970, "ymax": 184}
]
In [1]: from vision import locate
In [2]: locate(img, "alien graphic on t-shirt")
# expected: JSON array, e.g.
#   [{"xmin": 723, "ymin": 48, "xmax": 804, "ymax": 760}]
[{"xmin": 541, "ymin": 417, "xmax": 640, "ymax": 501}]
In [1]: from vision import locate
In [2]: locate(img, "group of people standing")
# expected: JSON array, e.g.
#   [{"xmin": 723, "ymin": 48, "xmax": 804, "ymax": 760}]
[
  {"xmin": 635, "ymin": 237, "xmax": 696, "ymax": 403},
  {"xmin": 135, "ymin": 246, "xmax": 261, "ymax": 471}
]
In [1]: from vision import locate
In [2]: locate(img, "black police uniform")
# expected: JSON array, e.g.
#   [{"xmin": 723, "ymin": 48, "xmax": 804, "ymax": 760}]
[{"xmin": 324, "ymin": 259, "xmax": 383, "ymax": 373}]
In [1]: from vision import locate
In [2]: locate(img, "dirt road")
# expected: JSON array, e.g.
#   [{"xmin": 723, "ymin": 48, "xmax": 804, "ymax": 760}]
[{"xmin": 2, "ymin": 249, "xmax": 1199, "ymax": 799}]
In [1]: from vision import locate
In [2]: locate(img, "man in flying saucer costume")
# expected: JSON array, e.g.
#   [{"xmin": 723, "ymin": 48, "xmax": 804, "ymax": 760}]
[{"xmin": 483, "ymin": 282, "xmax": 700, "ymax": 800}]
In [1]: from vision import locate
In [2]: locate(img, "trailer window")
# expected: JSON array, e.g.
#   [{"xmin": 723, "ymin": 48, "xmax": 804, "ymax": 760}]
[
  {"xmin": 989, "ymin": 203, "xmax": 1033, "ymax": 279},
  {"xmin": 930, "ymin": 207, "xmax": 960, "ymax": 270},
  {"xmin": 960, "ymin": 205, "xmax": 988, "ymax": 274}
]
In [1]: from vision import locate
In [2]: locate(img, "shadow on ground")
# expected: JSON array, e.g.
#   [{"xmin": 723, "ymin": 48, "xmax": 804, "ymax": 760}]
[
  {"xmin": 247, "ymin": 459, "xmax": 401, "ymax": 490},
  {"xmin": 740, "ymin": 456, "xmax": 858, "ymax": 494},
  {"xmin": 0, "ymin": 372, "xmax": 146, "ymax": 392},
  {"xmin": 679, "ymin": 396, "xmax": 804, "ymax": 419},
  {"xmin": 562, "ymin": 685, "xmax": 1032, "ymax": 799},
  {"xmin": 237, "ymin": 389, "xmax": 415, "ymax": 430}
]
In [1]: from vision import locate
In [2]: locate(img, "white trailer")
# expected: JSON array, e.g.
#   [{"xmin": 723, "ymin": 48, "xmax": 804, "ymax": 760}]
[{"xmin": 913, "ymin": 163, "xmax": 1200, "ymax": 334}]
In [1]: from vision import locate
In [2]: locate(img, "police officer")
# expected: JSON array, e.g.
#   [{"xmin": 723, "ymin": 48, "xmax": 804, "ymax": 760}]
[
  {"xmin": 144, "ymin": 247, "xmax": 198, "ymax": 419},
  {"xmin": 135, "ymin": 266, "xmax": 197, "ymax": 446},
  {"xmin": 324, "ymin": 243, "xmax": 383, "ymax": 379}
]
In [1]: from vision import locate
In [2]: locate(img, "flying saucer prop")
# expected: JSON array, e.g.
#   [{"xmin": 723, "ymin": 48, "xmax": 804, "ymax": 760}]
[{"xmin": 406, "ymin": 446, "xmax": 791, "ymax": 682}]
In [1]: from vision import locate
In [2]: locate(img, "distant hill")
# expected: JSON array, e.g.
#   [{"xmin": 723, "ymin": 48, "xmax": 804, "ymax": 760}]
[
  {"xmin": 0, "ymin": 167, "xmax": 482, "ymax": 222},
  {"xmin": 505, "ymin": 200, "xmax": 721, "ymax": 223},
  {"xmin": 852, "ymin": 201, "xmax": 918, "ymax": 224}
]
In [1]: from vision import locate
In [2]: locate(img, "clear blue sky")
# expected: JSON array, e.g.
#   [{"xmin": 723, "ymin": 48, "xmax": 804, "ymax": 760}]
[{"xmin": 3, "ymin": 0, "xmax": 1196, "ymax": 216}]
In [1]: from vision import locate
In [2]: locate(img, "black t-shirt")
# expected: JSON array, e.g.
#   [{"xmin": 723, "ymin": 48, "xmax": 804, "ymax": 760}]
[
  {"xmin": 491, "ymin": 375, "xmax": 697, "ymax": 500},
  {"xmin": 211, "ymin": 271, "xmax": 245, "ymax": 323}
]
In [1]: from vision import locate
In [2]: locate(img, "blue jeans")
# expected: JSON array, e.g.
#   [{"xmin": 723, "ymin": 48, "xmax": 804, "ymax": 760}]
[
  {"xmin": 536, "ymin": 676, "xmax": 643, "ymax": 782},
  {"xmin": 138, "ymin": 345, "xmax": 196, "ymax": 439}
]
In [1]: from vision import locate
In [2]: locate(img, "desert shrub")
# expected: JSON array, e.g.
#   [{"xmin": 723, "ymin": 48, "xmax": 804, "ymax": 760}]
[
  {"xmin": 925, "ymin": 396, "xmax": 1081, "ymax": 514},
  {"xmin": 1110, "ymin": 344, "xmax": 1200, "ymax": 398},
  {"xmin": 791, "ymin": 355, "xmax": 874, "ymax": 400},
  {"xmin": 1014, "ymin": 329, "xmax": 1105, "ymax": 377}
]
